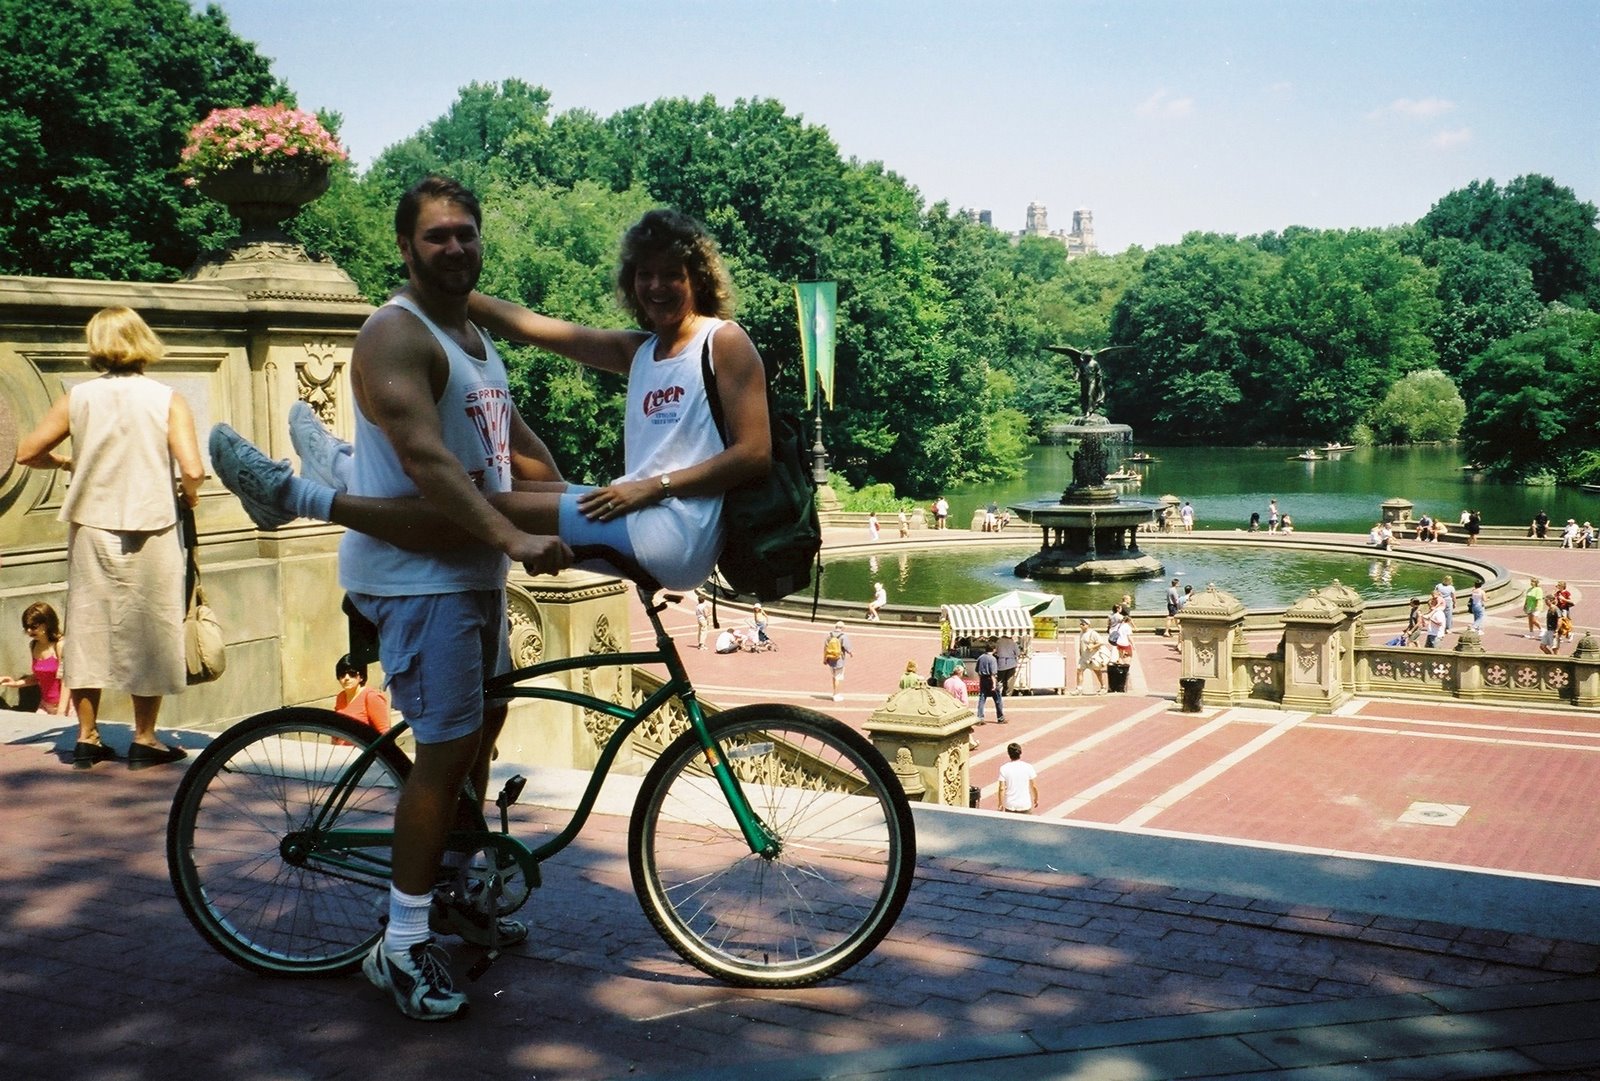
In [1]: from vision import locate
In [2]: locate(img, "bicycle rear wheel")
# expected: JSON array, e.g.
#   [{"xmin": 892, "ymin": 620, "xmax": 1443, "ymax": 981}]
[
  {"xmin": 167, "ymin": 708, "xmax": 410, "ymax": 976},
  {"xmin": 629, "ymin": 705, "xmax": 915, "ymax": 988}
]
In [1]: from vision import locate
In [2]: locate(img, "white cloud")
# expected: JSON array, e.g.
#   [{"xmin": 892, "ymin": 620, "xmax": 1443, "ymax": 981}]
[
  {"xmin": 1368, "ymin": 96, "xmax": 1456, "ymax": 120},
  {"xmin": 1430, "ymin": 127, "xmax": 1474, "ymax": 149},
  {"xmin": 1136, "ymin": 89, "xmax": 1195, "ymax": 119}
]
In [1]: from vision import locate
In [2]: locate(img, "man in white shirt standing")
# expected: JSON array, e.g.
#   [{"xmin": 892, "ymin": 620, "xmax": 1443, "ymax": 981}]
[{"xmin": 997, "ymin": 742, "xmax": 1038, "ymax": 814}]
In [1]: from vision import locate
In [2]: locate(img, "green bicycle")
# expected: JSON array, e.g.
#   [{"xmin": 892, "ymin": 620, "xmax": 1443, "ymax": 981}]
[{"xmin": 166, "ymin": 560, "xmax": 916, "ymax": 989}]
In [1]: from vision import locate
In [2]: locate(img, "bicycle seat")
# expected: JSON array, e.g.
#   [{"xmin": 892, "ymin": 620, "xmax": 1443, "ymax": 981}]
[{"xmin": 568, "ymin": 544, "xmax": 677, "ymax": 607}]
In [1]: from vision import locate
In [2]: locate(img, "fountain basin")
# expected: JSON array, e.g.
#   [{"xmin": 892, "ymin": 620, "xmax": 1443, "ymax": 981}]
[{"xmin": 1011, "ymin": 496, "xmax": 1164, "ymax": 581}]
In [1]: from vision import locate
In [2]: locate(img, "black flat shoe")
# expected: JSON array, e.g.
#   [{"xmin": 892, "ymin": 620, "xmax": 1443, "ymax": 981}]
[
  {"xmin": 72, "ymin": 741, "xmax": 120, "ymax": 769},
  {"xmin": 127, "ymin": 742, "xmax": 187, "ymax": 769}
]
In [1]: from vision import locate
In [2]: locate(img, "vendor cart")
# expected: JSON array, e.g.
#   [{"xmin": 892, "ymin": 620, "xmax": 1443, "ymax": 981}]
[{"xmin": 938, "ymin": 603, "xmax": 1068, "ymax": 694}]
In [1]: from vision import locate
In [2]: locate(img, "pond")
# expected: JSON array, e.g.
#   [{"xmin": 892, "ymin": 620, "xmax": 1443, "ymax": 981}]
[
  {"xmin": 818, "ymin": 541, "xmax": 1454, "ymax": 612},
  {"xmin": 935, "ymin": 444, "xmax": 1595, "ymax": 536}
]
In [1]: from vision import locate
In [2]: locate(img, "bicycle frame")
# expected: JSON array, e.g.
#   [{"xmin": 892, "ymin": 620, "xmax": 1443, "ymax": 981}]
[{"xmin": 298, "ymin": 585, "xmax": 779, "ymax": 893}]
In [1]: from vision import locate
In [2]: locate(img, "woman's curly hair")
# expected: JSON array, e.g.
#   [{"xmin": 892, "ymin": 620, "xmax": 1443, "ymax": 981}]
[{"xmin": 615, "ymin": 209, "xmax": 734, "ymax": 328}]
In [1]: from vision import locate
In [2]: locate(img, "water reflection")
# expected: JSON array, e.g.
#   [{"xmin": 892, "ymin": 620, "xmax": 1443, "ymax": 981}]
[{"xmin": 818, "ymin": 541, "xmax": 1454, "ymax": 612}]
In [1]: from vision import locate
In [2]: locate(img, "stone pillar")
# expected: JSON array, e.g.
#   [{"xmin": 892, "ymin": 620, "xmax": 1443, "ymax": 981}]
[
  {"xmin": 1279, "ymin": 590, "xmax": 1349, "ymax": 713},
  {"xmin": 494, "ymin": 570, "xmax": 640, "ymax": 774},
  {"xmin": 1380, "ymin": 498, "xmax": 1414, "ymax": 525},
  {"xmin": 863, "ymin": 686, "xmax": 977, "ymax": 807},
  {"xmin": 1318, "ymin": 579, "xmax": 1367, "ymax": 689},
  {"xmin": 1177, "ymin": 584, "xmax": 1247, "ymax": 708},
  {"xmin": 1573, "ymin": 631, "xmax": 1600, "ymax": 709},
  {"xmin": 1452, "ymin": 628, "xmax": 1488, "ymax": 701}
]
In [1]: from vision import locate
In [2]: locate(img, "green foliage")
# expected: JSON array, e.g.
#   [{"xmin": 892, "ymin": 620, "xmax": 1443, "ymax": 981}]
[
  {"xmin": 1459, "ymin": 307, "xmax": 1600, "ymax": 479},
  {"xmin": 0, "ymin": 0, "xmax": 285, "ymax": 280},
  {"xmin": 1106, "ymin": 229, "xmax": 1439, "ymax": 442},
  {"xmin": 1417, "ymin": 174, "xmax": 1600, "ymax": 307},
  {"xmin": 1364, "ymin": 369, "xmax": 1465, "ymax": 444},
  {"xmin": 1417, "ymin": 236, "xmax": 1542, "ymax": 377}
]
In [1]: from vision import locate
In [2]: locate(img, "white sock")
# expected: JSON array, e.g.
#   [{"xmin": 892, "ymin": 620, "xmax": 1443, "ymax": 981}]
[
  {"xmin": 385, "ymin": 885, "xmax": 434, "ymax": 953},
  {"xmin": 284, "ymin": 476, "xmax": 335, "ymax": 522}
]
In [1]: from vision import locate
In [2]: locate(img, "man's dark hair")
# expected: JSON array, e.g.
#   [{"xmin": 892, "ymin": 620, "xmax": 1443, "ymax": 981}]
[
  {"xmin": 1007, "ymin": 742, "xmax": 1023, "ymax": 760},
  {"xmin": 395, "ymin": 175, "xmax": 482, "ymax": 238}
]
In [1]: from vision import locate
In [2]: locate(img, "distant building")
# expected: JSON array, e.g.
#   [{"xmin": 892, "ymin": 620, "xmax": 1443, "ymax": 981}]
[{"xmin": 1019, "ymin": 202, "xmax": 1097, "ymax": 259}]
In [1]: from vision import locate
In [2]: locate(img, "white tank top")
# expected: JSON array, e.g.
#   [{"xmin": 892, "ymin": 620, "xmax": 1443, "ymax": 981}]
[
  {"xmin": 59, "ymin": 373, "xmax": 177, "ymax": 532},
  {"xmin": 339, "ymin": 296, "xmax": 513, "ymax": 595},
  {"xmin": 619, "ymin": 318, "xmax": 728, "ymax": 578}
]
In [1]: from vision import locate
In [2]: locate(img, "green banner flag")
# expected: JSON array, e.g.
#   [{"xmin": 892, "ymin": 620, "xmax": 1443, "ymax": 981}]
[{"xmin": 794, "ymin": 281, "xmax": 838, "ymax": 409}]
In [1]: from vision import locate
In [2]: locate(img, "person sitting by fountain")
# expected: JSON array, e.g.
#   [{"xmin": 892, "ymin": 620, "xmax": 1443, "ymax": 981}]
[
  {"xmin": 1074, "ymin": 618, "xmax": 1111, "ymax": 695},
  {"xmin": 1280, "ymin": 514, "xmax": 1294, "ymax": 534}
]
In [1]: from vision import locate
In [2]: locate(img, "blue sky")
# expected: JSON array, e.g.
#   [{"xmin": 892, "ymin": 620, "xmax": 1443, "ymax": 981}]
[{"xmin": 207, "ymin": 0, "xmax": 1598, "ymax": 253}]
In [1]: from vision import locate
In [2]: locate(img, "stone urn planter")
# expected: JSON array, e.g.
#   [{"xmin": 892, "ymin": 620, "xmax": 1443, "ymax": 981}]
[{"xmin": 197, "ymin": 161, "xmax": 331, "ymax": 240}]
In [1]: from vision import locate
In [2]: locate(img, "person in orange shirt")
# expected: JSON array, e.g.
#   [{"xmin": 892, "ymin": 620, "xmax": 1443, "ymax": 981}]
[{"xmin": 333, "ymin": 654, "xmax": 390, "ymax": 735}]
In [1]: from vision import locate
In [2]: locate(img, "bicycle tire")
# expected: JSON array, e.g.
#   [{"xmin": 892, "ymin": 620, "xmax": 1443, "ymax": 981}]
[
  {"xmin": 167, "ymin": 707, "xmax": 411, "ymax": 977},
  {"xmin": 629, "ymin": 705, "xmax": 916, "ymax": 988}
]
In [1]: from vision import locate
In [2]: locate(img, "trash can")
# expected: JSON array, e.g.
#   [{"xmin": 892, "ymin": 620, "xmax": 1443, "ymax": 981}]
[
  {"xmin": 1178, "ymin": 677, "xmax": 1206, "ymax": 713},
  {"xmin": 1106, "ymin": 662, "xmax": 1130, "ymax": 693},
  {"xmin": 968, "ymin": 785, "xmax": 981, "ymax": 809}
]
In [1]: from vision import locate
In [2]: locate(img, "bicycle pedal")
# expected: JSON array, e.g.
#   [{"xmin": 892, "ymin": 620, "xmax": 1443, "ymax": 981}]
[
  {"xmin": 495, "ymin": 774, "xmax": 526, "ymax": 810},
  {"xmin": 466, "ymin": 949, "xmax": 500, "ymax": 981}
]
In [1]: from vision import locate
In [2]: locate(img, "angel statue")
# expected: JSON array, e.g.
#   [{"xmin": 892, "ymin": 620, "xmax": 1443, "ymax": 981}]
[{"xmin": 1045, "ymin": 344, "xmax": 1131, "ymax": 420}]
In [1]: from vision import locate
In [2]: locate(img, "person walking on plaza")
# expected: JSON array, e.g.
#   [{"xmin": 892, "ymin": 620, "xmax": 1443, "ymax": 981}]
[
  {"xmin": 866, "ymin": 581, "xmax": 887, "ymax": 622},
  {"xmin": 975, "ymin": 641, "xmax": 1005, "ymax": 724},
  {"xmin": 1436, "ymin": 574, "xmax": 1457, "ymax": 634},
  {"xmin": 933, "ymin": 496, "xmax": 949, "ymax": 530},
  {"xmin": 694, "ymin": 593, "xmax": 711, "ymax": 650},
  {"xmin": 867, "ymin": 511, "xmax": 880, "ymax": 542},
  {"xmin": 941, "ymin": 663, "xmax": 969, "ymax": 705},
  {"xmin": 994, "ymin": 633, "xmax": 1020, "ymax": 694},
  {"xmin": 1553, "ymin": 581, "xmax": 1575, "ymax": 648},
  {"xmin": 896, "ymin": 508, "xmax": 909, "ymax": 539},
  {"xmin": 1540, "ymin": 597, "xmax": 1562, "ymax": 655},
  {"xmin": 1424, "ymin": 594, "xmax": 1448, "ymax": 648},
  {"xmin": 15, "ymin": 307, "xmax": 205, "ymax": 769},
  {"xmin": 1164, "ymin": 577, "xmax": 1182, "ymax": 637},
  {"xmin": 822, "ymin": 622, "xmax": 853, "ymax": 701},
  {"xmin": 997, "ymin": 742, "xmax": 1038, "ymax": 814},
  {"xmin": 1468, "ymin": 582, "xmax": 1487, "ymax": 635},
  {"xmin": 1075, "ymin": 618, "xmax": 1111, "ymax": 694},
  {"xmin": 1524, "ymin": 578, "xmax": 1544, "ymax": 636}
]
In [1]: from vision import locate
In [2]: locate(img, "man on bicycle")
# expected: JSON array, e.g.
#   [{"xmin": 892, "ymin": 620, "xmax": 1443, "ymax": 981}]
[{"xmin": 216, "ymin": 176, "xmax": 570, "ymax": 1020}]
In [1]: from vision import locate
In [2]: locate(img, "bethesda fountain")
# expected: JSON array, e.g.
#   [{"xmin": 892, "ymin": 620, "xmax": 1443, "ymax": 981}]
[{"xmin": 1011, "ymin": 345, "xmax": 1164, "ymax": 581}]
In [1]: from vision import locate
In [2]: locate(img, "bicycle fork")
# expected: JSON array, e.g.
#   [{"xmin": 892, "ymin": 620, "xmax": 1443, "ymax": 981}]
[{"xmin": 685, "ymin": 698, "xmax": 783, "ymax": 860}]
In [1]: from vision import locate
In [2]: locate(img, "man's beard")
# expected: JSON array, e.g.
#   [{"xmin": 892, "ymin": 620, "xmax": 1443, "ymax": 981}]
[{"xmin": 409, "ymin": 253, "xmax": 481, "ymax": 297}]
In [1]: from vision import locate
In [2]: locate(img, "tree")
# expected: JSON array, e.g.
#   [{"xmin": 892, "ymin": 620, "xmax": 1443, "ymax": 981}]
[
  {"xmin": 0, "ymin": 0, "xmax": 285, "ymax": 280},
  {"xmin": 1364, "ymin": 369, "xmax": 1465, "ymax": 444},
  {"xmin": 1418, "ymin": 175, "xmax": 1600, "ymax": 307},
  {"xmin": 1459, "ymin": 308, "xmax": 1600, "ymax": 478},
  {"xmin": 1418, "ymin": 236, "xmax": 1542, "ymax": 378}
]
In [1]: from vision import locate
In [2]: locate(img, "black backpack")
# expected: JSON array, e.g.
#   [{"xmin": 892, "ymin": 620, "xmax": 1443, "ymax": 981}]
[{"xmin": 701, "ymin": 340, "xmax": 821, "ymax": 601}]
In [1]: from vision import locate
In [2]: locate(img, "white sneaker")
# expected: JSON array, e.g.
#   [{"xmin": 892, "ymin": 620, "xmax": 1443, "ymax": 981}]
[
  {"xmin": 362, "ymin": 937, "xmax": 468, "ymax": 1021},
  {"xmin": 832, "ymin": 693, "xmax": 844, "ymax": 702},
  {"xmin": 288, "ymin": 400, "xmax": 351, "ymax": 492}
]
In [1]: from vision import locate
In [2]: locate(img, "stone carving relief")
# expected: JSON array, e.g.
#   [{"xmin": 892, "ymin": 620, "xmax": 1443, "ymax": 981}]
[
  {"xmin": 297, "ymin": 340, "xmax": 341, "ymax": 425},
  {"xmin": 505, "ymin": 587, "xmax": 545, "ymax": 672}
]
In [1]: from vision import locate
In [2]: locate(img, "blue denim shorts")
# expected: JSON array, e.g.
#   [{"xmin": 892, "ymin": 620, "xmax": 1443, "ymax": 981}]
[{"xmin": 346, "ymin": 590, "xmax": 508, "ymax": 746}]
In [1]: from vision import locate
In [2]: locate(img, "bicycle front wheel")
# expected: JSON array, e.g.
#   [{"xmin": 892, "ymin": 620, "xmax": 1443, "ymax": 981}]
[
  {"xmin": 167, "ymin": 708, "xmax": 410, "ymax": 976},
  {"xmin": 629, "ymin": 705, "xmax": 916, "ymax": 988}
]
